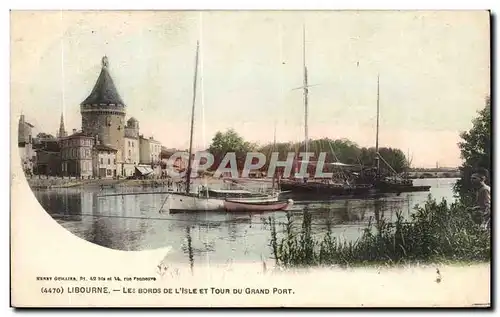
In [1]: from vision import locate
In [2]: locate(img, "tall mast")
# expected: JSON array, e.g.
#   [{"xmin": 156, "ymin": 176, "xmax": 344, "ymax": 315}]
[
  {"xmin": 272, "ymin": 120, "xmax": 277, "ymax": 190},
  {"xmin": 186, "ymin": 41, "xmax": 200, "ymax": 194},
  {"xmin": 375, "ymin": 74, "xmax": 380, "ymax": 178},
  {"xmin": 303, "ymin": 24, "xmax": 309, "ymax": 155},
  {"xmin": 273, "ymin": 121, "xmax": 277, "ymax": 147}
]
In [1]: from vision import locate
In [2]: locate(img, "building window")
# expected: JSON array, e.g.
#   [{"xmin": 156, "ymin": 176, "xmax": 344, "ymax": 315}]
[
  {"xmin": 114, "ymin": 159, "xmax": 116, "ymax": 164},
  {"xmin": 132, "ymin": 142, "xmax": 134, "ymax": 148},
  {"xmin": 100, "ymin": 158, "xmax": 103, "ymax": 164},
  {"xmin": 108, "ymin": 158, "xmax": 110, "ymax": 164},
  {"xmin": 107, "ymin": 169, "xmax": 112, "ymax": 176},
  {"xmin": 128, "ymin": 141, "xmax": 131, "ymax": 147}
]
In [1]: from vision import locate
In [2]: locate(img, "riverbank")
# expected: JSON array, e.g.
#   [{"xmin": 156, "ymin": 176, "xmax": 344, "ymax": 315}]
[
  {"xmin": 27, "ymin": 178, "xmax": 169, "ymax": 190},
  {"xmin": 26, "ymin": 176, "xmax": 231, "ymax": 190},
  {"xmin": 407, "ymin": 171, "xmax": 460, "ymax": 179},
  {"xmin": 269, "ymin": 195, "xmax": 490, "ymax": 268}
]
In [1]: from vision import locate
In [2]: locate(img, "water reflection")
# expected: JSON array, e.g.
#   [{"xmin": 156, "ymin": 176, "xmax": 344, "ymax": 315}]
[
  {"xmin": 183, "ymin": 226, "xmax": 194, "ymax": 274},
  {"xmin": 31, "ymin": 178, "xmax": 457, "ymax": 264}
]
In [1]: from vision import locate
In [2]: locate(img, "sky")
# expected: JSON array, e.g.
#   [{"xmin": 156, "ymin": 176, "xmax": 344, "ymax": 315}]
[{"xmin": 10, "ymin": 10, "xmax": 490, "ymax": 168}]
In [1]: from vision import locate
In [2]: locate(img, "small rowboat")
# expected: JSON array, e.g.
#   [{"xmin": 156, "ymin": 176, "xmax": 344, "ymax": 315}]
[{"xmin": 224, "ymin": 199, "xmax": 294, "ymax": 212}]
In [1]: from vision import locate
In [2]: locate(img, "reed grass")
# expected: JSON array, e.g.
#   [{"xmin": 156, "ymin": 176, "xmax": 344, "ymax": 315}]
[{"xmin": 268, "ymin": 195, "xmax": 491, "ymax": 268}]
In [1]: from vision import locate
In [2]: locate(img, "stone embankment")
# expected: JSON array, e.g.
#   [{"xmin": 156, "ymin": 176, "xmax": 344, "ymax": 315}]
[
  {"xmin": 25, "ymin": 176, "xmax": 231, "ymax": 190},
  {"xmin": 26, "ymin": 177, "xmax": 171, "ymax": 190}
]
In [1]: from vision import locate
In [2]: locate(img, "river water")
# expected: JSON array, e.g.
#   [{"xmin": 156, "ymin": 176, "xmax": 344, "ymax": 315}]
[{"xmin": 32, "ymin": 178, "xmax": 457, "ymax": 265}]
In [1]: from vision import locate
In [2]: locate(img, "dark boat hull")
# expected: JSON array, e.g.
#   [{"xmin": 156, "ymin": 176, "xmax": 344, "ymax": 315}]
[
  {"xmin": 373, "ymin": 180, "xmax": 431, "ymax": 194},
  {"xmin": 280, "ymin": 180, "xmax": 431, "ymax": 198},
  {"xmin": 375, "ymin": 184, "xmax": 431, "ymax": 193},
  {"xmin": 279, "ymin": 181, "xmax": 376, "ymax": 198}
]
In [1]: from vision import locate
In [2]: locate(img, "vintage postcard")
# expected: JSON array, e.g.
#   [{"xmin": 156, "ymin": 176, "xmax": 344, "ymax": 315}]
[{"xmin": 10, "ymin": 10, "xmax": 491, "ymax": 307}]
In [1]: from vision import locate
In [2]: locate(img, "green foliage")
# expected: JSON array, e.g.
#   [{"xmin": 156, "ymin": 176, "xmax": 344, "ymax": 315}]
[
  {"xmin": 207, "ymin": 129, "xmax": 410, "ymax": 173},
  {"xmin": 207, "ymin": 129, "xmax": 258, "ymax": 170},
  {"xmin": 257, "ymin": 138, "xmax": 409, "ymax": 174},
  {"xmin": 360, "ymin": 147, "xmax": 409, "ymax": 174},
  {"xmin": 208, "ymin": 129, "xmax": 257, "ymax": 154},
  {"xmin": 454, "ymin": 96, "xmax": 491, "ymax": 204},
  {"xmin": 269, "ymin": 196, "xmax": 490, "ymax": 268}
]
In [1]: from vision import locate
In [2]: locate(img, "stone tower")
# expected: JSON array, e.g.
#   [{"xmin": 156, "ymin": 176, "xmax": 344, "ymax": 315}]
[
  {"xmin": 125, "ymin": 117, "xmax": 140, "ymax": 138},
  {"xmin": 80, "ymin": 56, "xmax": 126, "ymax": 165}
]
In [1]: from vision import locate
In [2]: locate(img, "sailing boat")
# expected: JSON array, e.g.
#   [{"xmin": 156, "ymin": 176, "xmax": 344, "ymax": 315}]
[
  {"xmin": 221, "ymin": 122, "xmax": 293, "ymax": 212},
  {"xmin": 367, "ymin": 76, "xmax": 431, "ymax": 194},
  {"xmin": 278, "ymin": 26, "xmax": 375, "ymax": 198},
  {"xmin": 164, "ymin": 41, "xmax": 226, "ymax": 212},
  {"xmin": 165, "ymin": 42, "xmax": 283, "ymax": 212}
]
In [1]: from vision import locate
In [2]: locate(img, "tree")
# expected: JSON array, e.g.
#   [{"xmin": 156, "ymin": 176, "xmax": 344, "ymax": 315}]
[
  {"xmin": 208, "ymin": 129, "xmax": 257, "ymax": 171},
  {"xmin": 454, "ymin": 95, "xmax": 491, "ymax": 204},
  {"xmin": 378, "ymin": 148, "xmax": 409, "ymax": 174},
  {"xmin": 356, "ymin": 147, "xmax": 409, "ymax": 174},
  {"xmin": 208, "ymin": 129, "xmax": 257, "ymax": 153},
  {"xmin": 206, "ymin": 128, "xmax": 411, "ymax": 176},
  {"xmin": 36, "ymin": 132, "xmax": 55, "ymax": 139},
  {"xmin": 257, "ymin": 138, "xmax": 409, "ymax": 175}
]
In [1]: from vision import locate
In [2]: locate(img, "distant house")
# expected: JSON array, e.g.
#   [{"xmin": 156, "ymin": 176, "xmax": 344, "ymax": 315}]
[
  {"xmin": 35, "ymin": 141, "xmax": 61, "ymax": 176},
  {"xmin": 18, "ymin": 115, "xmax": 35, "ymax": 174},
  {"xmin": 93, "ymin": 144, "xmax": 118, "ymax": 179},
  {"xmin": 60, "ymin": 130, "xmax": 95, "ymax": 178},
  {"xmin": 139, "ymin": 135, "xmax": 162, "ymax": 165}
]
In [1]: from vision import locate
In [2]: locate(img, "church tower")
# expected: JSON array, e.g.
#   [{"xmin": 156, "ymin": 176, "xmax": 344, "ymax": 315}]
[
  {"xmin": 80, "ymin": 56, "xmax": 126, "ymax": 167},
  {"xmin": 58, "ymin": 112, "xmax": 67, "ymax": 138}
]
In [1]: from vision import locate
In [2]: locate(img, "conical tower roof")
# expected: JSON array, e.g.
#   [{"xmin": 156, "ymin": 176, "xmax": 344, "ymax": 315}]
[{"xmin": 80, "ymin": 56, "xmax": 125, "ymax": 106}]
